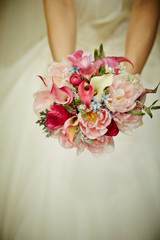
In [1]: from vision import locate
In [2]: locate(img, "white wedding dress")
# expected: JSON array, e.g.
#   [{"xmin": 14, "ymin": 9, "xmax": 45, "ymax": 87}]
[{"xmin": 0, "ymin": 0, "xmax": 160, "ymax": 240}]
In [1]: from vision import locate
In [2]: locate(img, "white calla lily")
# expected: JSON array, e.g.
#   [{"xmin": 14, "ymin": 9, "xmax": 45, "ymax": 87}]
[{"xmin": 90, "ymin": 73, "xmax": 114, "ymax": 99}]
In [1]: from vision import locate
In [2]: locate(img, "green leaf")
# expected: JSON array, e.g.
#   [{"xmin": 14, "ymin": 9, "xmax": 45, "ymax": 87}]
[
  {"xmin": 149, "ymin": 99, "xmax": 159, "ymax": 108},
  {"xmin": 62, "ymin": 104, "xmax": 74, "ymax": 113},
  {"xmin": 99, "ymin": 66, "xmax": 106, "ymax": 76},
  {"xmin": 129, "ymin": 110, "xmax": 145, "ymax": 116},
  {"xmin": 79, "ymin": 109, "xmax": 88, "ymax": 118},
  {"xmin": 99, "ymin": 43, "xmax": 105, "ymax": 58},
  {"xmin": 143, "ymin": 105, "xmax": 153, "ymax": 118},
  {"xmin": 94, "ymin": 48, "xmax": 99, "ymax": 60},
  {"xmin": 75, "ymin": 99, "xmax": 82, "ymax": 105},
  {"xmin": 151, "ymin": 106, "xmax": 160, "ymax": 110},
  {"xmin": 104, "ymin": 88, "xmax": 109, "ymax": 95}
]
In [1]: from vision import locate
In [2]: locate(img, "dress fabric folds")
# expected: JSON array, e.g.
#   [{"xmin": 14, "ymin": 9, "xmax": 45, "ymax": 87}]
[{"xmin": 0, "ymin": 0, "xmax": 160, "ymax": 240}]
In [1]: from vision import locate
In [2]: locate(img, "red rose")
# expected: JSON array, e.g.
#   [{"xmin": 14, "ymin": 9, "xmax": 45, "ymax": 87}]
[
  {"xmin": 106, "ymin": 119, "xmax": 119, "ymax": 137},
  {"xmin": 46, "ymin": 105, "xmax": 72, "ymax": 130}
]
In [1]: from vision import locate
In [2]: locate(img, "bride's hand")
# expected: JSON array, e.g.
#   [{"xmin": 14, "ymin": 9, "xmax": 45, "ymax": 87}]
[
  {"xmin": 43, "ymin": 0, "xmax": 76, "ymax": 62},
  {"xmin": 125, "ymin": 0, "xmax": 160, "ymax": 74}
]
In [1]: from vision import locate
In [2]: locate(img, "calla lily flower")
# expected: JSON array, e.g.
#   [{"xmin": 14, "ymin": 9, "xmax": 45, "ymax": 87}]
[
  {"xmin": 78, "ymin": 80, "xmax": 94, "ymax": 108},
  {"xmin": 51, "ymin": 82, "xmax": 73, "ymax": 105},
  {"xmin": 90, "ymin": 73, "xmax": 113, "ymax": 100},
  {"xmin": 64, "ymin": 116, "xmax": 79, "ymax": 143}
]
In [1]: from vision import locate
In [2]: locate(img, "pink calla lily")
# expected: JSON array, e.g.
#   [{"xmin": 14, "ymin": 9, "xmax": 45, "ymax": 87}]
[
  {"xmin": 78, "ymin": 80, "xmax": 94, "ymax": 108},
  {"xmin": 51, "ymin": 82, "xmax": 73, "ymax": 105},
  {"xmin": 38, "ymin": 75, "xmax": 47, "ymax": 87},
  {"xmin": 64, "ymin": 116, "xmax": 79, "ymax": 143}
]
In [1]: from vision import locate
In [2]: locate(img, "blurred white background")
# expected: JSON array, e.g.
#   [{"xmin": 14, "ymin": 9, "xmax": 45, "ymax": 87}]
[{"xmin": 0, "ymin": 0, "xmax": 46, "ymax": 67}]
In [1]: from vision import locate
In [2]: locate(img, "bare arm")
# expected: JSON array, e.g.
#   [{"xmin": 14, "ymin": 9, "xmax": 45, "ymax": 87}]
[
  {"xmin": 43, "ymin": 0, "xmax": 76, "ymax": 62},
  {"xmin": 125, "ymin": 0, "xmax": 160, "ymax": 74}
]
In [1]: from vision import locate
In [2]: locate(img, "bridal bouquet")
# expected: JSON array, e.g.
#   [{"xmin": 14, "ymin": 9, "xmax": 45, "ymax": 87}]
[{"xmin": 33, "ymin": 44, "xmax": 160, "ymax": 156}]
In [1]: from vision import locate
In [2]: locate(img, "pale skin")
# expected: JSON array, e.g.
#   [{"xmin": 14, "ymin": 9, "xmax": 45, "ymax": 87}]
[{"xmin": 43, "ymin": 0, "xmax": 160, "ymax": 74}]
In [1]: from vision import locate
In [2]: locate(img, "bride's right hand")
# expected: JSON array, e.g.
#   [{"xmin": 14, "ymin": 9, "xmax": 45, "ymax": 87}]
[{"xmin": 43, "ymin": 0, "xmax": 77, "ymax": 62}]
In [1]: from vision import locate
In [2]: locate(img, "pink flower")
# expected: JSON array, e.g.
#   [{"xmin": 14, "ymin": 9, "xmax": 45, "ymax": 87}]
[
  {"xmin": 33, "ymin": 90, "xmax": 51, "ymax": 116},
  {"xmin": 70, "ymin": 74, "xmax": 82, "ymax": 86},
  {"xmin": 46, "ymin": 105, "xmax": 72, "ymax": 130},
  {"xmin": 67, "ymin": 50, "xmax": 83, "ymax": 65},
  {"xmin": 46, "ymin": 60, "xmax": 72, "ymax": 88},
  {"xmin": 67, "ymin": 50, "xmax": 97, "ymax": 80},
  {"xmin": 87, "ymin": 135, "xmax": 114, "ymax": 156},
  {"xmin": 78, "ymin": 80, "xmax": 94, "ymax": 108},
  {"xmin": 58, "ymin": 129, "xmax": 86, "ymax": 155},
  {"xmin": 106, "ymin": 119, "xmax": 119, "ymax": 136},
  {"xmin": 106, "ymin": 75, "xmax": 144, "ymax": 113},
  {"xmin": 113, "ymin": 108, "xmax": 143, "ymax": 134},
  {"xmin": 78, "ymin": 109, "xmax": 111, "ymax": 139},
  {"xmin": 64, "ymin": 116, "xmax": 79, "ymax": 143},
  {"xmin": 58, "ymin": 130, "xmax": 74, "ymax": 149},
  {"xmin": 51, "ymin": 82, "xmax": 73, "ymax": 105},
  {"xmin": 95, "ymin": 56, "xmax": 133, "ymax": 75}
]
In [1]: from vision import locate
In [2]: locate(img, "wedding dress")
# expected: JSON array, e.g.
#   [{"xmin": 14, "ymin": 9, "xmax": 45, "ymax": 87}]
[{"xmin": 0, "ymin": 0, "xmax": 160, "ymax": 240}]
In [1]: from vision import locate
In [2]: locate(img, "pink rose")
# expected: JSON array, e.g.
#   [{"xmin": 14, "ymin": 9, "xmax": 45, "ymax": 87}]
[
  {"xmin": 106, "ymin": 75, "xmax": 144, "ymax": 113},
  {"xmin": 87, "ymin": 135, "xmax": 114, "ymax": 155},
  {"xmin": 106, "ymin": 119, "xmax": 119, "ymax": 136},
  {"xmin": 46, "ymin": 105, "xmax": 72, "ymax": 130},
  {"xmin": 46, "ymin": 60, "xmax": 72, "ymax": 88},
  {"xmin": 33, "ymin": 90, "xmax": 51, "ymax": 116},
  {"xmin": 78, "ymin": 109, "xmax": 111, "ymax": 139},
  {"xmin": 69, "ymin": 74, "xmax": 82, "ymax": 86},
  {"xmin": 113, "ymin": 108, "xmax": 143, "ymax": 134}
]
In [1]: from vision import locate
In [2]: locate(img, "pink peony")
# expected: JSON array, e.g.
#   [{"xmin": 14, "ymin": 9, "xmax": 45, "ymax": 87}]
[
  {"xmin": 113, "ymin": 108, "xmax": 143, "ymax": 134},
  {"xmin": 87, "ymin": 135, "xmax": 114, "ymax": 155},
  {"xmin": 33, "ymin": 90, "xmax": 51, "ymax": 116},
  {"xmin": 106, "ymin": 75, "xmax": 144, "ymax": 113},
  {"xmin": 46, "ymin": 105, "xmax": 72, "ymax": 130},
  {"xmin": 78, "ymin": 109, "xmax": 111, "ymax": 139},
  {"xmin": 46, "ymin": 60, "xmax": 72, "ymax": 88}
]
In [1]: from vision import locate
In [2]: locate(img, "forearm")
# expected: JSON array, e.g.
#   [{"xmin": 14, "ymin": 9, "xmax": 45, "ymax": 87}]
[
  {"xmin": 125, "ymin": 0, "xmax": 160, "ymax": 74},
  {"xmin": 43, "ymin": 0, "xmax": 76, "ymax": 62}
]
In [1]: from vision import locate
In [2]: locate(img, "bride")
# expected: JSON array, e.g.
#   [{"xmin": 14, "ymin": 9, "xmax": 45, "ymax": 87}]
[{"xmin": 0, "ymin": 0, "xmax": 160, "ymax": 239}]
